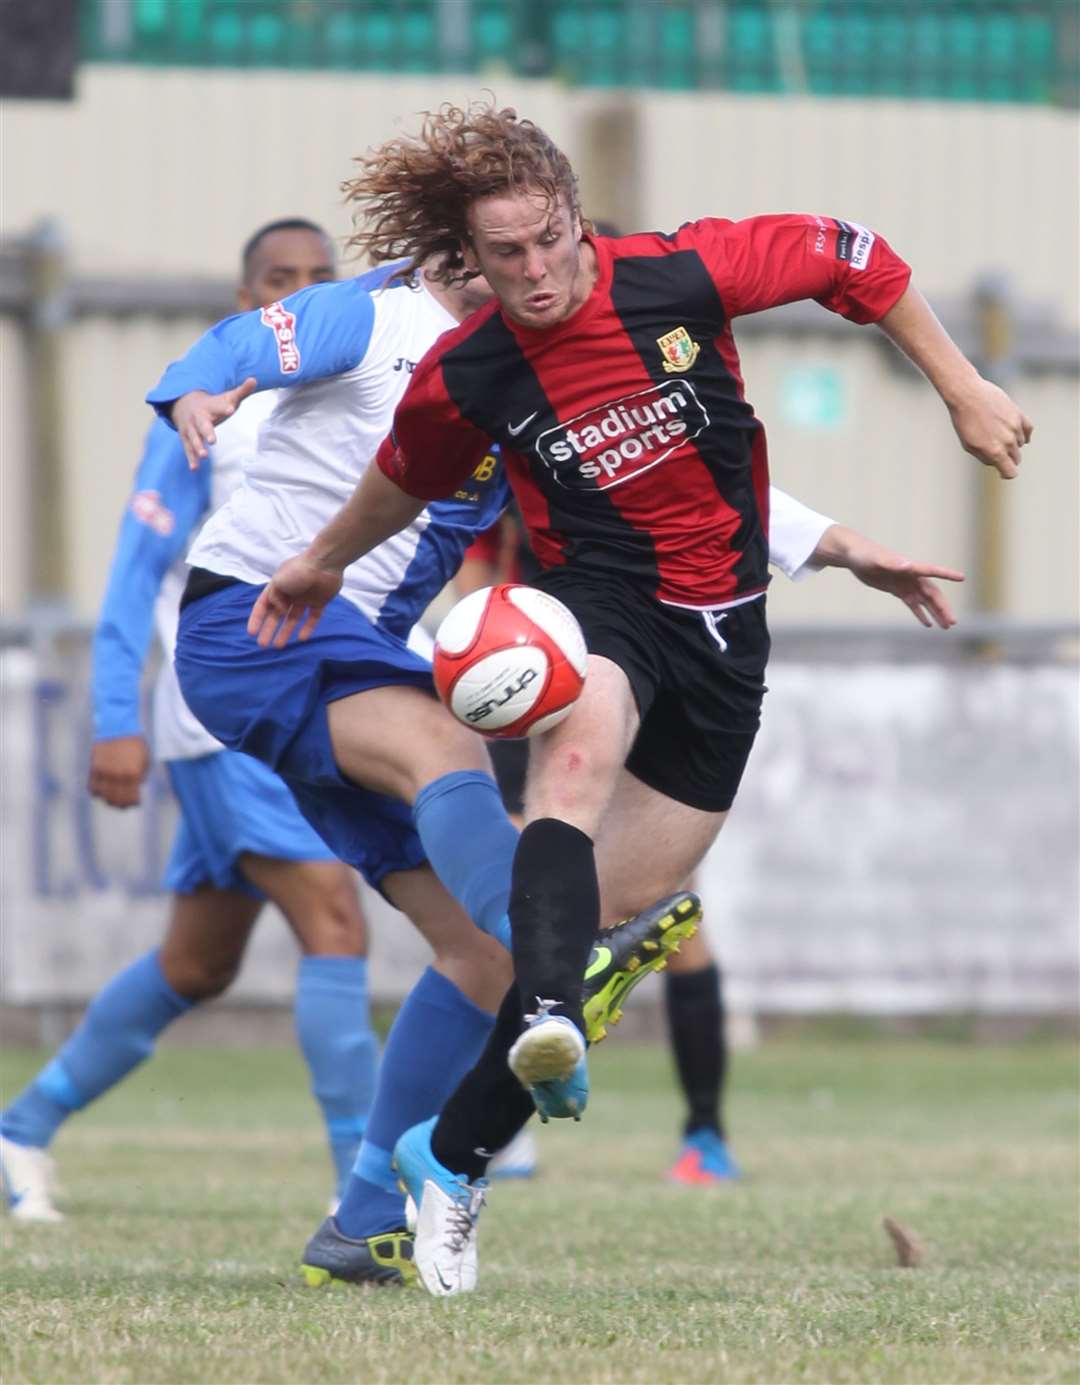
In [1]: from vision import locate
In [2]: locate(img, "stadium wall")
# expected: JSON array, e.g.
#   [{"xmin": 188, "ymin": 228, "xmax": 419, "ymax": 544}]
[
  {"xmin": 2, "ymin": 639, "xmax": 1076, "ymax": 1021},
  {"xmin": 1, "ymin": 68, "xmax": 1077, "ymax": 621}
]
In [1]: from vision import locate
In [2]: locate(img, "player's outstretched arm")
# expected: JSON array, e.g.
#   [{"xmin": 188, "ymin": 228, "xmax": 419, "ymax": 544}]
[
  {"xmin": 811, "ymin": 524, "xmax": 964, "ymax": 629},
  {"xmin": 248, "ymin": 463, "xmax": 426, "ymax": 648},
  {"xmin": 877, "ymin": 287, "xmax": 1033, "ymax": 478},
  {"xmin": 148, "ymin": 280, "xmax": 379, "ymax": 466},
  {"xmin": 170, "ymin": 379, "xmax": 258, "ymax": 469},
  {"xmin": 710, "ymin": 218, "xmax": 1030, "ymax": 479}
]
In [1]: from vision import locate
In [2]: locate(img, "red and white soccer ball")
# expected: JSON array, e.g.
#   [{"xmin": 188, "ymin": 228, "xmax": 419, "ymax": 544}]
[{"xmin": 433, "ymin": 584, "xmax": 588, "ymax": 739}]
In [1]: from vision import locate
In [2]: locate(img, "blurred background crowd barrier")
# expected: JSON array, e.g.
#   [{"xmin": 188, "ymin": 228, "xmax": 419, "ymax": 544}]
[
  {"xmin": 65, "ymin": 0, "xmax": 1080, "ymax": 104},
  {"xmin": 1, "ymin": 0, "xmax": 1077, "ymax": 1034},
  {"xmin": 2, "ymin": 632, "xmax": 1076, "ymax": 1039}
]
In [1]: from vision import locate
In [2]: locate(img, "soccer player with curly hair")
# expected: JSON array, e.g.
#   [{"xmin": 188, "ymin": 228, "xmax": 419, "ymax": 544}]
[{"xmin": 200, "ymin": 102, "xmax": 1031, "ymax": 1292}]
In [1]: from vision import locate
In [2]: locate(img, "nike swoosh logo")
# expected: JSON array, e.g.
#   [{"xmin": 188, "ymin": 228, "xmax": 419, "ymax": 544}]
[
  {"xmin": 584, "ymin": 945, "xmax": 612, "ymax": 982},
  {"xmin": 474, "ymin": 1147, "xmax": 495, "ymax": 1159},
  {"xmin": 435, "ymin": 1265, "xmax": 454, "ymax": 1292},
  {"xmin": 506, "ymin": 411, "xmax": 538, "ymax": 437}
]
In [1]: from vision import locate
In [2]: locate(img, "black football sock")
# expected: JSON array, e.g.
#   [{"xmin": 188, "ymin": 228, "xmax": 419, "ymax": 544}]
[
  {"xmin": 664, "ymin": 962, "xmax": 728, "ymax": 1140},
  {"xmin": 509, "ymin": 818, "xmax": 599, "ymax": 1035},
  {"xmin": 431, "ymin": 985, "xmax": 535, "ymax": 1182}
]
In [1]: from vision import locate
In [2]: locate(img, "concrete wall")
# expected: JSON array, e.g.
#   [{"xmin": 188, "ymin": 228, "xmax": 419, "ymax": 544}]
[
  {"xmin": 3, "ymin": 641, "xmax": 1076, "ymax": 1014},
  {"xmin": 1, "ymin": 69, "xmax": 1076, "ymax": 621}
]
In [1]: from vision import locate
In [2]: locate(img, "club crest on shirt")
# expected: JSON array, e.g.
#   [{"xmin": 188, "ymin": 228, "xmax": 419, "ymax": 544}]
[{"xmin": 657, "ymin": 326, "xmax": 700, "ymax": 374}]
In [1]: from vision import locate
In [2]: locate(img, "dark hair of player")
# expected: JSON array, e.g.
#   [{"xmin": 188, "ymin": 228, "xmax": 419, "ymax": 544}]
[
  {"xmin": 240, "ymin": 218, "xmax": 331, "ymax": 283},
  {"xmin": 342, "ymin": 101, "xmax": 591, "ymax": 286}
]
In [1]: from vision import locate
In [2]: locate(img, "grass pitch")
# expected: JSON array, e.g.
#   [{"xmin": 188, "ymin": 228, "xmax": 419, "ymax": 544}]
[{"xmin": 1, "ymin": 1035, "xmax": 1076, "ymax": 1384}]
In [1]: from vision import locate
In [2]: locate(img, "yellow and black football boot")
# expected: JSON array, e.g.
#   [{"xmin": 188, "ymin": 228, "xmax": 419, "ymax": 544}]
[
  {"xmin": 582, "ymin": 890, "xmax": 701, "ymax": 1043},
  {"xmin": 300, "ymin": 1217, "xmax": 417, "ymax": 1288}
]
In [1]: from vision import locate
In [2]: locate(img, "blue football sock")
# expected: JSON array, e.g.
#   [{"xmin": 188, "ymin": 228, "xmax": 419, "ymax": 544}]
[
  {"xmin": 294, "ymin": 955, "xmax": 380, "ymax": 1199},
  {"xmin": 0, "ymin": 950, "xmax": 192, "ymax": 1149},
  {"xmin": 413, "ymin": 771, "xmax": 517, "ymax": 950},
  {"xmin": 335, "ymin": 967, "xmax": 494, "ymax": 1238}
]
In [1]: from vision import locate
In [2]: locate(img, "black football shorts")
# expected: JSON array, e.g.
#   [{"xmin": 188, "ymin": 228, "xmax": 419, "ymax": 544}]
[{"xmin": 531, "ymin": 569, "xmax": 770, "ymax": 813}]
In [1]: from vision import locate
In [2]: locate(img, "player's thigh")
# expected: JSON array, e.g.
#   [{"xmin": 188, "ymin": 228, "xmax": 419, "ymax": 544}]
[
  {"xmin": 159, "ymin": 887, "xmax": 264, "ymax": 998},
  {"xmin": 238, "ymin": 855, "xmax": 367, "ymax": 956},
  {"xmin": 594, "ymin": 768, "xmax": 727, "ymax": 924},
  {"xmin": 524, "ymin": 655, "xmax": 640, "ymax": 836},
  {"xmin": 326, "ymin": 684, "xmax": 493, "ymax": 803},
  {"xmin": 179, "ymin": 583, "xmax": 485, "ymax": 804},
  {"xmin": 381, "ymin": 864, "xmax": 512, "ymax": 1013}
]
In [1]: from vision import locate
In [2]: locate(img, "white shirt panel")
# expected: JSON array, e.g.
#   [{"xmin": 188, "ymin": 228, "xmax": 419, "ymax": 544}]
[
  {"xmin": 151, "ymin": 390, "xmax": 279, "ymax": 760},
  {"xmin": 187, "ymin": 281, "xmax": 458, "ymax": 624}
]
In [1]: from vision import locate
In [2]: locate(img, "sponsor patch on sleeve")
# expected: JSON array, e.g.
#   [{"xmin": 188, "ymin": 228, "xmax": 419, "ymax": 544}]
[
  {"xmin": 832, "ymin": 218, "xmax": 875, "ymax": 271},
  {"xmin": 131, "ymin": 490, "xmax": 175, "ymax": 536},
  {"xmin": 260, "ymin": 301, "xmax": 301, "ymax": 373}
]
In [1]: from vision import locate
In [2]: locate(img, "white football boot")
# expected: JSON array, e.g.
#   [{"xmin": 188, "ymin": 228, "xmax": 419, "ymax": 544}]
[
  {"xmin": 393, "ymin": 1117, "xmax": 486, "ymax": 1296},
  {"xmin": 0, "ymin": 1135, "xmax": 63, "ymax": 1223},
  {"xmin": 507, "ymin": 1003, "xmax": 589, "ymax": 1121}
]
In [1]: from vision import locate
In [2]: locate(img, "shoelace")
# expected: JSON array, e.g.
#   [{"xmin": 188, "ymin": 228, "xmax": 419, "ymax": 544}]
[
  {"xmin": 443, "ymin": 1183, "xmax": 486, "ymax": 1254},
  {"xmin": 522, "ymin": 996, "xmax": 560, "ymax": 1025}
]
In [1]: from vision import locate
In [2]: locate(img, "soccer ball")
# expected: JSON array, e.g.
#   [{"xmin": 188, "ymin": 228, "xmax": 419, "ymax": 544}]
[{"xmin": 433, "ymin": 584, "xmax": 588, "ymax": 738}]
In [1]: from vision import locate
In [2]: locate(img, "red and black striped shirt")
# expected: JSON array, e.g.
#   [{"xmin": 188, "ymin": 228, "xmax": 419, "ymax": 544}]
[{"xmin": 377, "ymin": 214, "xmax": 911, "ymax": 609}]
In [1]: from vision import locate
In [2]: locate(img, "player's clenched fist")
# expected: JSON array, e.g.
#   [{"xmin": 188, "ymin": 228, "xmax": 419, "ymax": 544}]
[
  {"xmin": 88, "ymin": 735, "xmax": 150, "ymax": 808},
  {"xmin": 948, "ymin": 377, "xmax": 1033, "ymax": 479},
  {"xmin": 247, "ymin": 556, "xmax": 344, "ymax": 648}
]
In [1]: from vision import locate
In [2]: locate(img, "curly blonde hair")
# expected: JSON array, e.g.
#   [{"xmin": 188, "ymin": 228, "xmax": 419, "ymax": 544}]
[{"xmin": 343, "ymin": 101, "xmax": 588, "ymax": 284}]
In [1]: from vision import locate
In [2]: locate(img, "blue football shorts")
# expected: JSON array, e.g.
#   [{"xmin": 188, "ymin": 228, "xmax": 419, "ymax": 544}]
[
  {"xmin": 175, "ymin": 578, "xmax": 434, "ymax": 888},
  {"xmin": 163, "ymin": 750, "xmax": 336, "ymax": 899}
]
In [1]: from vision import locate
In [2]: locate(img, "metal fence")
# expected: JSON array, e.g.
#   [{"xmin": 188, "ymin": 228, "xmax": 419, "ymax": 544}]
[{"xmin": 80, "ymin": 0, "xmax": 1079, "ymax": 105}]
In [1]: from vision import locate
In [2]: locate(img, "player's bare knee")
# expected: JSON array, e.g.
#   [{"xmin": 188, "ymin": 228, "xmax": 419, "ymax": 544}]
[
  {"xmin": 159, "ymin": 951, "xmax": 240, "ymax": 1002},
  {"xmin": 531, "ymin": 739, "xmax": 620, "ymax": 822},
  {"xmin": 410, "ymin": 716, "xmax": 492, "ymax": 794},
  {"xmin": 445, "ymin": 922, "xmax": 508, "ymax": 964},
  {"xmin": 298, "ymin": 872, "xmax": 367, "ymax": 956},
  {"xmin": 432, "ymin": 931, "xmax": 513, "ymax": 1011},
  {"xmin": 473, "ymin": 932, "xmax": 513, "ymax": 986}
]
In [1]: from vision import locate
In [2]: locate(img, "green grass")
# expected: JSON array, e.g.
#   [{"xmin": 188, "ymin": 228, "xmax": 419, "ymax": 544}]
[{"xmin": 2, "ymin": 1039, "xmax": 1077, "ymax": 1384}]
